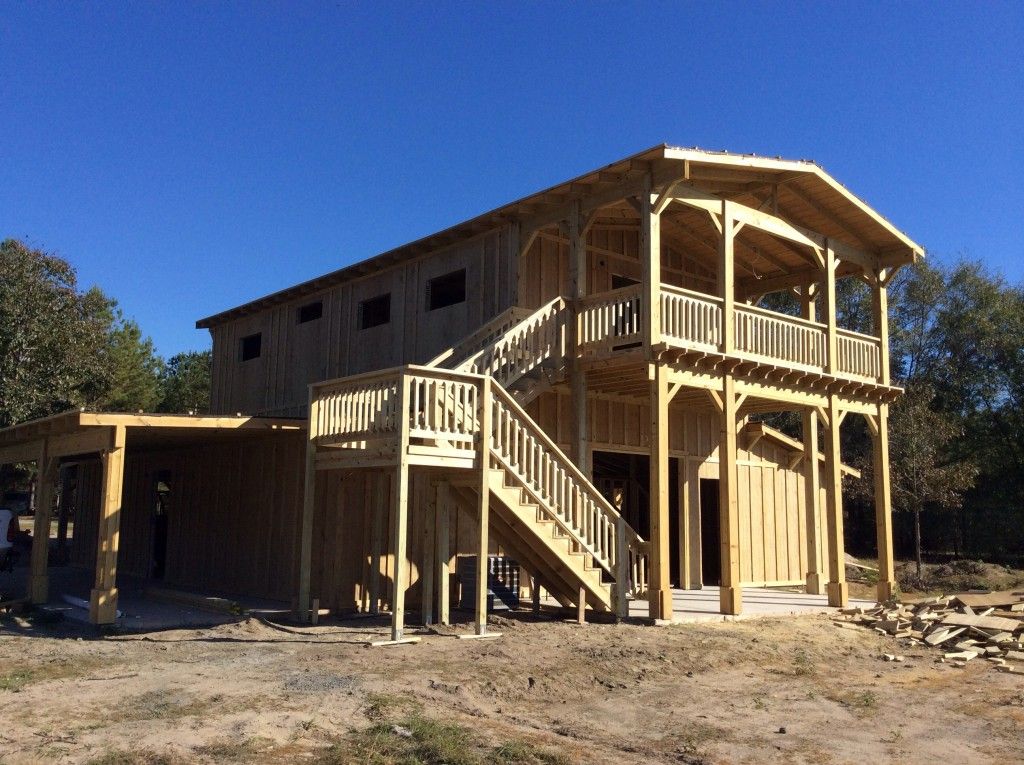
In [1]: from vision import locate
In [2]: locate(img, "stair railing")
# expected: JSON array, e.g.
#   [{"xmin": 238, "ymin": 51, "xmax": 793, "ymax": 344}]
[{"xmin": 426, "ymin": 305, "xmax": 533, "ymax": 369}]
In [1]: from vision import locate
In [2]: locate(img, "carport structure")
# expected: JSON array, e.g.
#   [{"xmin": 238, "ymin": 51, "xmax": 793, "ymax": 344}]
[{"xmin": 0, "ymin": 411, "xmax": 303, "ymax": 624}]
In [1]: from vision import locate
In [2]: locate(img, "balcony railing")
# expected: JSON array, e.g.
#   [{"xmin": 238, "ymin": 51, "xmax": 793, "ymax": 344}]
[{"xmin": 576, "ymin": 284, "xmax": 884, "ymax": 383}]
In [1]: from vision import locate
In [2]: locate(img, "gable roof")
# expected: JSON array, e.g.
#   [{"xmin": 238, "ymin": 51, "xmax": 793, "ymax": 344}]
[{"xmin": 197, "ymin": 144, "xmax": 924, "ymax": 329}]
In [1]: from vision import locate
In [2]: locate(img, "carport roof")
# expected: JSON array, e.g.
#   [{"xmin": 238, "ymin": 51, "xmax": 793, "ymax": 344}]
[{"xmin": 0, "ymin": 411, "xmax": 304, "ymax": 464}]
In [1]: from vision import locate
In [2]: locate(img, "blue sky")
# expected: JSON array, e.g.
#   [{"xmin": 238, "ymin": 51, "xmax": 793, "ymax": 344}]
[{"xmin": 2, "ymin": 2, "xmax": 1022, "ymax": 356}]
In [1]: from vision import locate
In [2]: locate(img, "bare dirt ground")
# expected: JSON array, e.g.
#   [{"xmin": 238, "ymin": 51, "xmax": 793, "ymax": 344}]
[{"xmin": 1, "ymin": 607, "xmax": 1023, "ymax": 765}]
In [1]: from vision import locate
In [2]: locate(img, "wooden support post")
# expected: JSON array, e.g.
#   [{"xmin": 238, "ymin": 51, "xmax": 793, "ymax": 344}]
[
  {"xmin": 640, "ymin": 174, "xmax": 662, "ymax": 351},
  {"xmin": 89, "ymin": 426, "xmax": 125, "ymax": 625},
  {"xmin": 475, "ymin": 377, "xmax": 493, "ymax": 636},
  {"xmin": 577, "ymin": 585, "xmax": 586, "ymax": 624},
  {"xmin": 435, "ymin": 481, "xmax": 450, "ymax": 625},
  {"xmin": 718, "ymin": 376, "xmax": 742, "ymax": 615},
  {"xmin": 802, "ymin": 408, "xmax": 824, "ymax": 595},
  {"xmin": 389, "ymin": 374, "xmax": 412, "ymax": 642},
  {"xmin": 297, "ymin": 388, "xmax": 319, "ymax": 622},
  {"xmin": 872, "ymin": 404, "xmax": 896, "ymax": 601},
  {"xmin": 613, "ymin": 517, "xmax": 629, "ymax": 618},
  {"xmin": 532, "ymin": 576, "xmax": 541, "ymax": 616},
  {"xmin": 677, "ymin": 459, "xmax": 693, "ymax": 589},
  {"xmin": 28, "ymin": 441, "xmax": 57, "ymax": 604},
  {"xmin": 421, "ymin": 484, "xmax": 435, "ymax": 626},
  {"xmin": 718, "ymin": 201, "xmax": 736, "ymax": 354},
  {"xmin": 823, "ymin": 395, "xmax": 848, "ymax": 607},
  {"xmin": 648, "ymin": 363, "xmax": 672, "ymax": 620},
  {"xmin": 369, "ymin": 472, "xmax": 385, "ymax": 614},
  {"xmin": 569, "ymin": 199, "xmax": 590, "ymax": 475}
]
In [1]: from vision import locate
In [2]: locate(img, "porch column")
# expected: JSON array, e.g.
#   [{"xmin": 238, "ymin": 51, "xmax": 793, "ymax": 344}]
[
  {"xmin": 28, "ymin": 441, "xmax": 57, "ymax": 604},
  {"xmin": 802, "ymin": 408, "xmax": 824, "ymax": 595},
  {"xmin": 718, "ymin": 375, "xmax": 742, "ymax": 615},
  {"xmin": 420, "ymin": 483, "xmax": 436, "ymax": 625},
  {"xmin": 569, "ymin": 199, "xmax": 590, "ymax": 475},
  {"xmin": 89, "ymin": 426, "xmax": 125, "ymax": 625},
  {"xmin": 824, "ymin": 240, "xmax": 838, "ymax": 374},
  {"xmin": 718, "ymin": 200, "xmax": 736, "ymax": 354},
  {"xmin": 647, "ymin": 363, "xmax": 672, "ymax": 620},
  {"xmin": 640, "ymin": 174, "xmax": 662, "ymax": 351},
  {"xmin": 297, "ymin": 389, "xmax": 319, "ymax": 622},
  {"xmin": 872, "ymin": 404, "xmax": 896, "ymax": 601},
  {"xmin": 823, "ymin": 396, "xmax": 848, "ymax": 607}
]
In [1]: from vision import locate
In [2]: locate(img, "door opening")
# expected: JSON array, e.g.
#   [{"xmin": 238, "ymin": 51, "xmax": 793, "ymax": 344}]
[
  {"xmin": 699, "ymin": 478, "xmax": 721, "ymax": 586},
  {"xmin": 152, "ymin": 471, "xmax": 171, "ymax": 580}
]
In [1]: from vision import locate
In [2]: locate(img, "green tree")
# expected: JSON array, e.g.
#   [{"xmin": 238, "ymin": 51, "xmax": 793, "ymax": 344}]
[
  {"xmin": 0, "ymin": 239, "xmax": 110, "ymax": 427},
  {"xmin": 100, "ymin": 314, "xmax": 164, "ymax": 412},
  {"xmin": 158, "ymin": 350, "xmax": 212, "ymax": 414}
]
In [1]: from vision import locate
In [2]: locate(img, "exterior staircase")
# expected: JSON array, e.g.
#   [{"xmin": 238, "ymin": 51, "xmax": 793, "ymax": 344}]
[{"xmin": 310, "ymin": 296, "xmax": 649, "ymax": 616}]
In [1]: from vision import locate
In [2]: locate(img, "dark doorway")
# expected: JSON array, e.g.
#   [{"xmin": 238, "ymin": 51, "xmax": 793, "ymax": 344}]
[
  {"xmin": 152, "ymin": 471, "xmax": 171, "ymax": 580},
  {"xmin": 699, "ymin": 478, "xmax": 721, "ymax": 585}
]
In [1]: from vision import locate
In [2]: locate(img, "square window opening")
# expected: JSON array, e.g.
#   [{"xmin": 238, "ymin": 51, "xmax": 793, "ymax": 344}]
[
  {"xmin": 426, "ymin": 269, "xmax": 466, "ymax": 311},
  {"xmin": 297, "ymin": 301, "xmax": 323, "ymax": 324},
  {"xmin": 239, "ymin": 333, "xmax": 262, "ymax": 361},
  {"xmin": 358, "ymin": 293, "xmax": 391, "ymax": 329}
]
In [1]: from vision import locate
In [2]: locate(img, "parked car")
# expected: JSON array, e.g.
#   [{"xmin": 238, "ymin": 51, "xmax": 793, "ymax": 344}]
[
  {"xmin": 1, "ymin": 491, "xmax": 31, "ymax": 516},
  {"xmin": 0, "ymin": 507, "xmax": 19, "ymax": 573}
]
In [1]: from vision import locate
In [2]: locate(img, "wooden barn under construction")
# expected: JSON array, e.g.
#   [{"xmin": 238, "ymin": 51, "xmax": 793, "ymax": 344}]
[{"xmin": 0, "ymin": 145, "xmax": 922, "ymax": 636}]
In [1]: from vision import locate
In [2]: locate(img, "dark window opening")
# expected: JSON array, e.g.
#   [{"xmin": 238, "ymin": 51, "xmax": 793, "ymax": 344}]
[
  {"xmin": 239, "ymin": 333, "xmax": 262, "ymax": 361},
  {"xmin": 612, "ymin": 274, "xmax": 640, "ymax": 290},
  {"xmin": 152, "ymin": 471, "xmax": 171, "ymax": 580},
  {"xmin": 297, "ymin": 300, "xmax": 323, "ymax": 324},
  {"xmin": 358, "ymin": 293, "xmax": 391, "ymax": 329},
  {"xmin": 426, "ymin": 268, "xmax": 466, "ymax": 311}
]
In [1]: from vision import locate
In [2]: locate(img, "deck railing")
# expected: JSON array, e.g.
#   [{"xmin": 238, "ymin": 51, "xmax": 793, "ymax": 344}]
[
  {"xmin": 577, "ymin": 284, "xmax": 643, "ymax": 355},
  {"xmin": 733, "ymin": 304, "xmax": 828, "ymax": 371},
  {"xmin": 311, "ymin": 368, "xmax": 402, "ymax": 446},
  {"xmin": 660, "ymin": 285, "xmax": 722, "ymax": 351},
  {"xmin": 836, "ymin": 328, "xmax": 882, "ymax": 381}
]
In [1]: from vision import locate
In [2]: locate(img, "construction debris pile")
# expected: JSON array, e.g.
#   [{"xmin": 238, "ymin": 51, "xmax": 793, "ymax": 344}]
[{"xmin": 837, "ymin": 590, "xmax": 1024, "ymax": 673}]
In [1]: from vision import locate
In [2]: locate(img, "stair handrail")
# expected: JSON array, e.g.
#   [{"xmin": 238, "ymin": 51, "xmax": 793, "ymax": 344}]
[
  {"xmin": 426, "ymin": 305, "xmax": 534, "ymax": 369},
  {"xmin": 452, "ymin": 296, "xmax": 568, "ymax": 377},
  {"xmin": 487, "ymin": 381, "xmax": 647, "ymax": 581}
]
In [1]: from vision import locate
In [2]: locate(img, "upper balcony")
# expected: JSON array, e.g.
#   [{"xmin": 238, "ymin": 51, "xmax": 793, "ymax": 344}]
[{"xmin": 577, "ymin": 283, "xmax": 888, "ymax": 390}]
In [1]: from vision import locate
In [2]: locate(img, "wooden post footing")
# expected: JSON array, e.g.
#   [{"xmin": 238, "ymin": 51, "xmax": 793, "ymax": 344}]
[
  {"xmin": 805, "ymin": 572, "xmax": 825, "ymax": 596},
  {"xmin": 649, "ymin": 588, "xmax": 673, "ymax": 621},
  {"xmin": 89, "ymin": 587, "xmax": 119, "ymax": 625},
  {"xmin": 876, "ymin": 580, "xmax": 895, "ymax": 603},
  {"xmin": 826, "ymin": 581, "xmax": 848, "ymax": 608},
  {"xmin": 719, "ymin": 586, "xmax": 742, "ymax": 616},
  {"xmin": 29, "ymin": 574, "xmax": 49, "ymax": 605}
]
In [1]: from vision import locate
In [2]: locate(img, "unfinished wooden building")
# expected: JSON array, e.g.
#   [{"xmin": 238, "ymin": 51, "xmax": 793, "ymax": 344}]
[{"xmin": 1, "ymin": 145, "xmax": 921, "ymax": 633}]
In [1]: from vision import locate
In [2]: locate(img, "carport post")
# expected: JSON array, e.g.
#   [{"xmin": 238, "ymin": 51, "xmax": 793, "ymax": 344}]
[
  {"xmin": 28, "ymin": 439, "xmax": 57, "ymax": 604},
  {"xmin": 89, "ymin": 426, "xmax": 126, "ymax": 625}
]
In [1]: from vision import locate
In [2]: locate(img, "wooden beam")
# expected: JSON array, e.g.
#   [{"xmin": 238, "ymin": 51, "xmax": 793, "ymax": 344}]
[
  {"xmin": 719, "ymin": 375, "xmax": 742, "ymax": 615},
  {"xmin": 569, "ymin": 200, "xmax": 590, "ymax": 475},
  {"xmin": 823, "ymin": 395, "xmax": 848, "ymax": 608},
  {"xmin": 872, "ymin": 404, "xmax": 896, "ymax": 602},
  {"xmin": 0, "ymin": 440, "xmax": 44, "ymax": 467},
  {"xmin": 648, "ymin": 363, "xmax": 672, "ymax": 620},
  {"xmin": 89, "ymin": 425, "xmax": 126, "ymax": 625}
]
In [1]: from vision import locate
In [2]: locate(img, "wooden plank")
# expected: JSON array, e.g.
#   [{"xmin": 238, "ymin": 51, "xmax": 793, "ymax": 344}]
[
  {"xmin": 89, "ymin": 425, "xmax": 126, "ymax": 625},
  {"xmin": 824, "ymin": 395, "xmax": 847, "ymax": 607},
  {"xmin": 435, "ymin": 481, "xmax": 451, "ymax": 625},
  {"xmin": 28, "ymin": 443, "xmax": 57, "ymax": 604},
  {"xmin": 297, "ymin": 391, "xmax": 318, "ymax": 621},
  {"xmin": 719, "ymin": 375, "xmax": 742, "ymax": 614},
  {"xmin": 390, "ymin": 374, "xmax": 412, "ymax": 642},
  {"xmin": 648, "ymin": 363, "xmax": 672, "ymax": 620},
  {"xmin": 941, "ymin": 613, "xmax": 1021, "ymax": 632},
  {"xmin": 475, "ymin": 377, "xmax": 492, "ymax": 635},
  {"xmin": 873, "ymin": 403, "xmax": 895, "ymax": 601}
]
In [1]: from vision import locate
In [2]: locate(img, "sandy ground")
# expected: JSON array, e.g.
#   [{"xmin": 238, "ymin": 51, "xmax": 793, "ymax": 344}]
[{"xmin": 1, "ymin": 608, "xmax": 1023, "ymax": 765}]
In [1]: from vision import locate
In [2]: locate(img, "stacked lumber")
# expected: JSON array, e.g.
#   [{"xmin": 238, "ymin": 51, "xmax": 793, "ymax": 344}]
[{"xmin": 836, "ymin": 590, "xmax": 1024, "ymax": 672}]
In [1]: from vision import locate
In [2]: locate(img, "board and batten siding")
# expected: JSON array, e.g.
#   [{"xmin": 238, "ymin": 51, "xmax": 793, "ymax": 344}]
[
  {"xmin": 68, "ymin": 433, "xmax": 306, "ymax": 601},
  {"xmin": 208, "ymin": 226, "xmax": 518, "ymax": 417}
]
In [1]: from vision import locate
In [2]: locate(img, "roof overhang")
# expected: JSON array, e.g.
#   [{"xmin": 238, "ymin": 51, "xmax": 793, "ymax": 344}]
[{"xmin": 196, "ymin": 144, "xmax": 925, "ymax": 329}]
